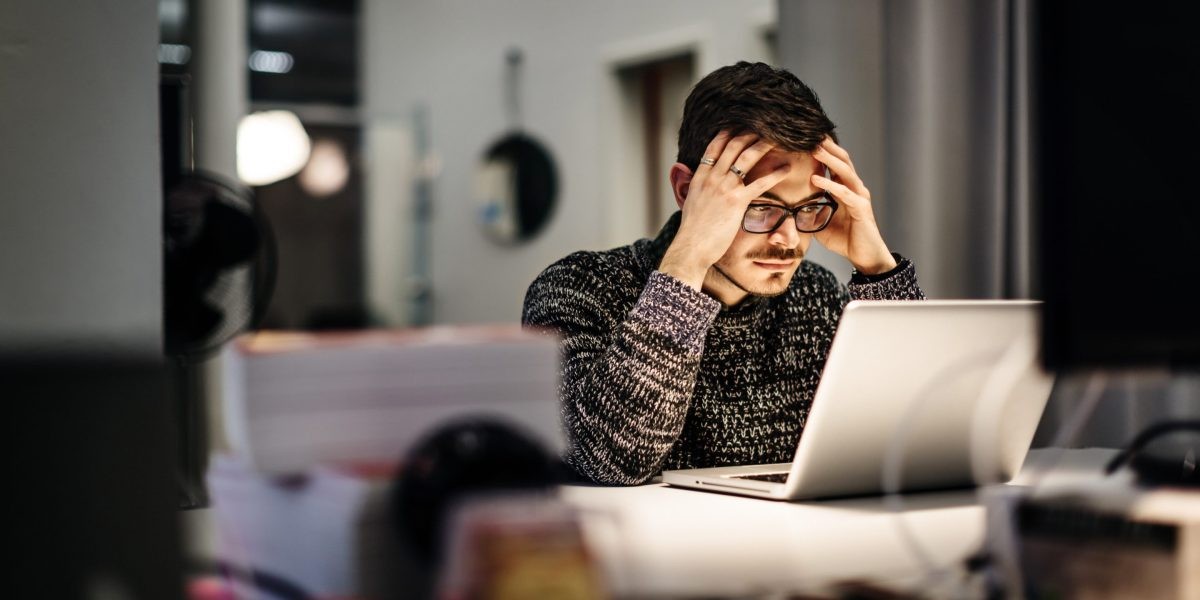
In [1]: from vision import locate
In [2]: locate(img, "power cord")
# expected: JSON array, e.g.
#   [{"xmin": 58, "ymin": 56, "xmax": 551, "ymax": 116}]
[{"xmin": 1104, "ymin": 420, "xmax": 1200, "ymax": 484}]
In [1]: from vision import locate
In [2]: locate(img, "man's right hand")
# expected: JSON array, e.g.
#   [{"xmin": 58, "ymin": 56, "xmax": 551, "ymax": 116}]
[{"xmin": 659, "ymin": 131, "xmax": 791, "ymax": 291}]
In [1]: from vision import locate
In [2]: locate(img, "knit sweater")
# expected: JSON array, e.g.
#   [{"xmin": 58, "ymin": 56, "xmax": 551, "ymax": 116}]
[{"xmin": 521, "ymin": 211, "xmax": 925, "ymax": 485}]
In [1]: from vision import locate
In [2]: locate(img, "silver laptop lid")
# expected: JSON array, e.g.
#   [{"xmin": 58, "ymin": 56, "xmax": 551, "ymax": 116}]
[{"xmin": 781, "ymin": 300, "xmax": 1053, "ymax": 499}]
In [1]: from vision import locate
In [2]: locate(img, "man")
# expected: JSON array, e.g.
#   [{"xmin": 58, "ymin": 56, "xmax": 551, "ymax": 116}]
[{"xmin": 522, "ymin": 62, "xmax": 924, "ymax": 485}]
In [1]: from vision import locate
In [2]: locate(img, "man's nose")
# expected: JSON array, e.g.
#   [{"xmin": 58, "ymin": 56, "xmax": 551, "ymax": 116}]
[{"xmin": 768, "ymin": 214, "xmax": 802, "ymax": 247}]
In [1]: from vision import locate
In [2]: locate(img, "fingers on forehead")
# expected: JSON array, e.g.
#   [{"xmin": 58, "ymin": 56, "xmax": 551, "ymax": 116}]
[
  {"xmin": 725, "ymin": 132, "xmax": 760, "ymax": 151},
  {"xmin": 718, "ymin": 138, "xmax": 750, "ymax": 161},
  {"xmin": 815, "ymin": 146, "xmax": 850, "ymax": 172},
  {"xmin": 702, "ymin": 131, "xmax": 733, "ymax": 159},
  {"xmin": 814, "ymin": 173, "xmax": 852, "ymax": 197},
  {"xmin": 743, "ymin": 165, "xmax": 790, "ymax": 195},
  {"xmin": 727, "ymin": 137, "xmax": 777, "ymax": 167},
  {"xmin": 821, "ymin": 137, "xmax": 851, "ymax": 161},
  {"xmin": 743, "ymin": 139, "xmax": 775, "ymax": 159}
]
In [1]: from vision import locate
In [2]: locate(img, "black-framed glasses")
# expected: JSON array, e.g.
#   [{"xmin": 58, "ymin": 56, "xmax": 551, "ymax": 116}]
[{"xmin": 742, "ymin": 198, "xmax": 838, "ymax": 234}]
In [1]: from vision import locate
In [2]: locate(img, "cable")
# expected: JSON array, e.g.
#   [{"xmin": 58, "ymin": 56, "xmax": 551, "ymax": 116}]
[{"xmin": 1103, "ymin": 420, "xmax": 1200, "ymax": 475}]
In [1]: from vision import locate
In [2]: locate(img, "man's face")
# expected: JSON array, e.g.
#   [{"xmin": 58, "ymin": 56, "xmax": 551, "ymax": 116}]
[{"xmin": 707, "ymin": 149, "xmax": 826, "ymax": 301}]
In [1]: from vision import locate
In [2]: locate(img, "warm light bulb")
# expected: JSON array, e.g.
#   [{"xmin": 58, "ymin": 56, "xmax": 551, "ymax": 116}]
[
  {"xmin": 237, "ymin": 110, "xmax": 311, "ymax": 186},
  {"xmin": 298, "ymin": 139, "xmax": 351, "ymax": 197}
]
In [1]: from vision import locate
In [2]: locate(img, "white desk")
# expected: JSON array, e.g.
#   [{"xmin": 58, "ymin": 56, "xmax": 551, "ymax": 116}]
[
  {"xmin": 202, "ymin": 448, "xmax": 1120, "ymax": 599},
  {"xmin": 558, "ymin": 448, "xmax": 1119, "ymax": 598}
]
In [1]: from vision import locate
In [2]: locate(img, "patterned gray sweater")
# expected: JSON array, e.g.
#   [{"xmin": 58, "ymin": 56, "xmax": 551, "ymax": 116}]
[{"xmin": 522, "ymin": 212, "xmax": 925, "ymax": 485}]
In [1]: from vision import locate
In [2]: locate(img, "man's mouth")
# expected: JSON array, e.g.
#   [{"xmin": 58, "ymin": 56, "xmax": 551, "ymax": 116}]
[{"xmin": 752, "ymin": 260, "xmax": 796, "ymax": 271}]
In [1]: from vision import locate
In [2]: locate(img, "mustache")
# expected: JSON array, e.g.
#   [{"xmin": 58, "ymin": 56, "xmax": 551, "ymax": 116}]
[{"xmin": 746, "ymin": 247, "xmax": 804, "ymax": 261}]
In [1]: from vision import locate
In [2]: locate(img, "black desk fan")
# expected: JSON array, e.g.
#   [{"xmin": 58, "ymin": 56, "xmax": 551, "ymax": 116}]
[{"xmin": 164, "ymin": 170, "xmax": 276, "ymax": 508}]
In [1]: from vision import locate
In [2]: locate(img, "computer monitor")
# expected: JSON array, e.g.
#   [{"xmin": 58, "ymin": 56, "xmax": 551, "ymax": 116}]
[
  {"xmin": 9, "ymin": 361, "xmax": 183, "ymax": 599},
  {"xmin": 1035, "ymin": 1, "xmax": 1200, "ymax": 371}
]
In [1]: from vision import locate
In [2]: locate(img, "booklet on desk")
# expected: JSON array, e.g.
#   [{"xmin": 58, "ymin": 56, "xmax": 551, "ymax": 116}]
[
  {"xmin": 205, "ymin": 454, "xmax": 396, "ymax": 599},
  {"xmin": 221, "ymin": 325, "xmax": 565, "ymax": 474},
  {"xmin": 1014, "ymin": 484, "xmax": 1200, "ymax": 599}
]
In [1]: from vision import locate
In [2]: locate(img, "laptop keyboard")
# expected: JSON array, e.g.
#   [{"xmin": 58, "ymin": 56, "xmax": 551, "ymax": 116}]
[{"xmin": 730, "ymin": 472, "xmax": 790, "ymax": 483}]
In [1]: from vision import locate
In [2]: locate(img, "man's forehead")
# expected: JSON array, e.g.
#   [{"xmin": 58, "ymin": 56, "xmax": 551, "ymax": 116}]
[
  {"xmin": 760, "ymin": 147, "xmax": 815, "ymax": 167},
  {"xmin": 747, "ymin": 148, "xmax": 819, "ymax": 178},
  {"xmin": 745, "ymin": 148, "xmax": 826, "ymax": 205}
]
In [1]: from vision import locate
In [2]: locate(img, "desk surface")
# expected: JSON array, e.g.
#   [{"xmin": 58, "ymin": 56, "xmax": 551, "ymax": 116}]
[
  {"xmin": 559, "ymin": 447, "xmax": 1119, "ymax": 598},
  {"xmin": 201, "ymin": 447, "xmax": 1122, "ymax": 599}
]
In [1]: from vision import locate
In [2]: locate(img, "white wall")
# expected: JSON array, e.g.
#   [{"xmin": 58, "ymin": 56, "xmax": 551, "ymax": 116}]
[
  {"xmin": 0, "ymin": 0, "xmax": 162, "ymax": 360},
  {"xmin": 363, "ymin": 0, "xmax": 775, "ymax": 325}
]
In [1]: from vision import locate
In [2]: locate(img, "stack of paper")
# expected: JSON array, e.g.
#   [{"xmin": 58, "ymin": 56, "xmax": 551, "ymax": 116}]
[
  {"xmin": 204, "ymin": 455, "xmax": 389, "ymax": 598},
  {"xmin": 220, "ymin": 325, "xmax": 565, "ymax": 474},
  {"xmin": 205, "ymin": 324, "xmax": 564, "ymax": 598},
  {"xmin": 1014, "ymin": 482, "xmax": 1200, "ymax": 599}
]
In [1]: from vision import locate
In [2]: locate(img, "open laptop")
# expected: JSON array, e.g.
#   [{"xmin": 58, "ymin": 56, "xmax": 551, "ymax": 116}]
[{"xmin": 662, "ymin": 300, "xmax": 1054, "ymax": 500}]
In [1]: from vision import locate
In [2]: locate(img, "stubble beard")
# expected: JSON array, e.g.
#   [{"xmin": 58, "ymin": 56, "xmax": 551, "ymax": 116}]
[
  {"xmin": 705, "ymin": 242, "xmax": 805, "ymax": 301},
  {"xmin": 711, "ymin": 257, "xmax": 801, "ymax": 299}
]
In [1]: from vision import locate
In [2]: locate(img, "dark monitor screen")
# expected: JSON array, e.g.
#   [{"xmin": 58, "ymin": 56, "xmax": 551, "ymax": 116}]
[
  {"xmin": 9, "ymin": 361, "xmax": 182, "ymax": 599},
  {"xmin": 1036, "ymin": 2, "xmax": 1200, "ymax": 371}
]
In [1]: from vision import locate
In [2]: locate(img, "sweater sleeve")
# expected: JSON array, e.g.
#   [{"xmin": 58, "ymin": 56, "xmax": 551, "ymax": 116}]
[
  {"xmin": 522, "ymin": 259, "xmax": 720, "ymax": 485},
  {"xmin": 847, "ymin": 253, "xmax": 926, "ymax": 300}
]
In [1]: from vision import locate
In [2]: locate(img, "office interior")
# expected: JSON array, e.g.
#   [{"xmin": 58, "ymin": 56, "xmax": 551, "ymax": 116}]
[{"xmin": 3, "ymin": 0, "xmax": 1197, "ymax": 598}]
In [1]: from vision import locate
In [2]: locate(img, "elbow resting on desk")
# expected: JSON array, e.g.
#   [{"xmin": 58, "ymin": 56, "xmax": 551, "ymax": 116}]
[{"xmin": 563, "ymin": 418, "xmax": 675, "ymax": 486}]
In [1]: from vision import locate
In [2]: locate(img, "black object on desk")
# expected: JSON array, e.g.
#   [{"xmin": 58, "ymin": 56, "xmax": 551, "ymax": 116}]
[
  {"xmin": 1105, "ymin": 421, "xmax": 1200, "ymax": 487},
  {"xmin": 390, "ymin": 417, "xmax": 563, "ymax": 565}
]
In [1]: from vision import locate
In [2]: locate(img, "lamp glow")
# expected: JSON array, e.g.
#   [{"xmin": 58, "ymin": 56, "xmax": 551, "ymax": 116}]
[
  {"xmin": 298, "ymin": 139, "xmax": 351, "ymax": 197},
  {"xmin": 158, "ymin": 44, "xmax": 191, "ymax": 65},
  {"xmin": 248, "ymin": 50, "xmax": 294, "ymax": 74},
  {"xmin": 237, "ymin": 110, "xmax": 311, "ymax": 186}
]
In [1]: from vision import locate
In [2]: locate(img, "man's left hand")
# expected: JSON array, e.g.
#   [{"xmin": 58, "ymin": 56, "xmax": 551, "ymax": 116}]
[{"xmin": 810, "ymin": 138, "xmax": 897, "ymax": 275}]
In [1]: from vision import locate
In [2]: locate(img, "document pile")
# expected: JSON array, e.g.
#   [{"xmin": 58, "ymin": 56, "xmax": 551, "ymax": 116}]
[
  {"xmin": 220, "ymin": 325, "xmax": 564, "ymax": 473},
  {"xmin": 204, "ymin": 456, "xmax": 401, "ymax": 599},
  {"xmin": 205, "ymin": 325, "xmax": 564, "ymax": 599},
  {"xmin": 1014, "ymin": 485, "xmax": 1199, "ymax": 599}
]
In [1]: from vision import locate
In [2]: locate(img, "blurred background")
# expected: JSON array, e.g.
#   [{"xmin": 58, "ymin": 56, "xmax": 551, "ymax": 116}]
[
  {"xmin": 2, "ymin": 0, "xmax": 1196, "ymax": 597},
  {"xmin": 159, "ymin": 0, "xmax": 1195, "ymax": 459},
  {"xmin": 154, "ymin": 0, "xmax": 1039, "ymax": 335}
]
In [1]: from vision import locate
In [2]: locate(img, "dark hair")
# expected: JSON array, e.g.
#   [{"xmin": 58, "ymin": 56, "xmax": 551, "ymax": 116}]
[{"xmin": 677, "ymin": 61, "xmax": 836, "ymax": 169}]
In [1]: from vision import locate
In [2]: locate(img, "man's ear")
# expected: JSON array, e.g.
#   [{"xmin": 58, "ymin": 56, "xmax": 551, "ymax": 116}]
[{"xmin": 669, "ymin": 163, "xmax": 693, "ymax": 209}]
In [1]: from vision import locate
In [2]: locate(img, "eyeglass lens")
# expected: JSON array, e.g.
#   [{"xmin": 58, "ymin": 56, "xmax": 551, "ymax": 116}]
[{"xmin": 743, "ymin": 202, "xmax": 834, "ymax": 233}]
